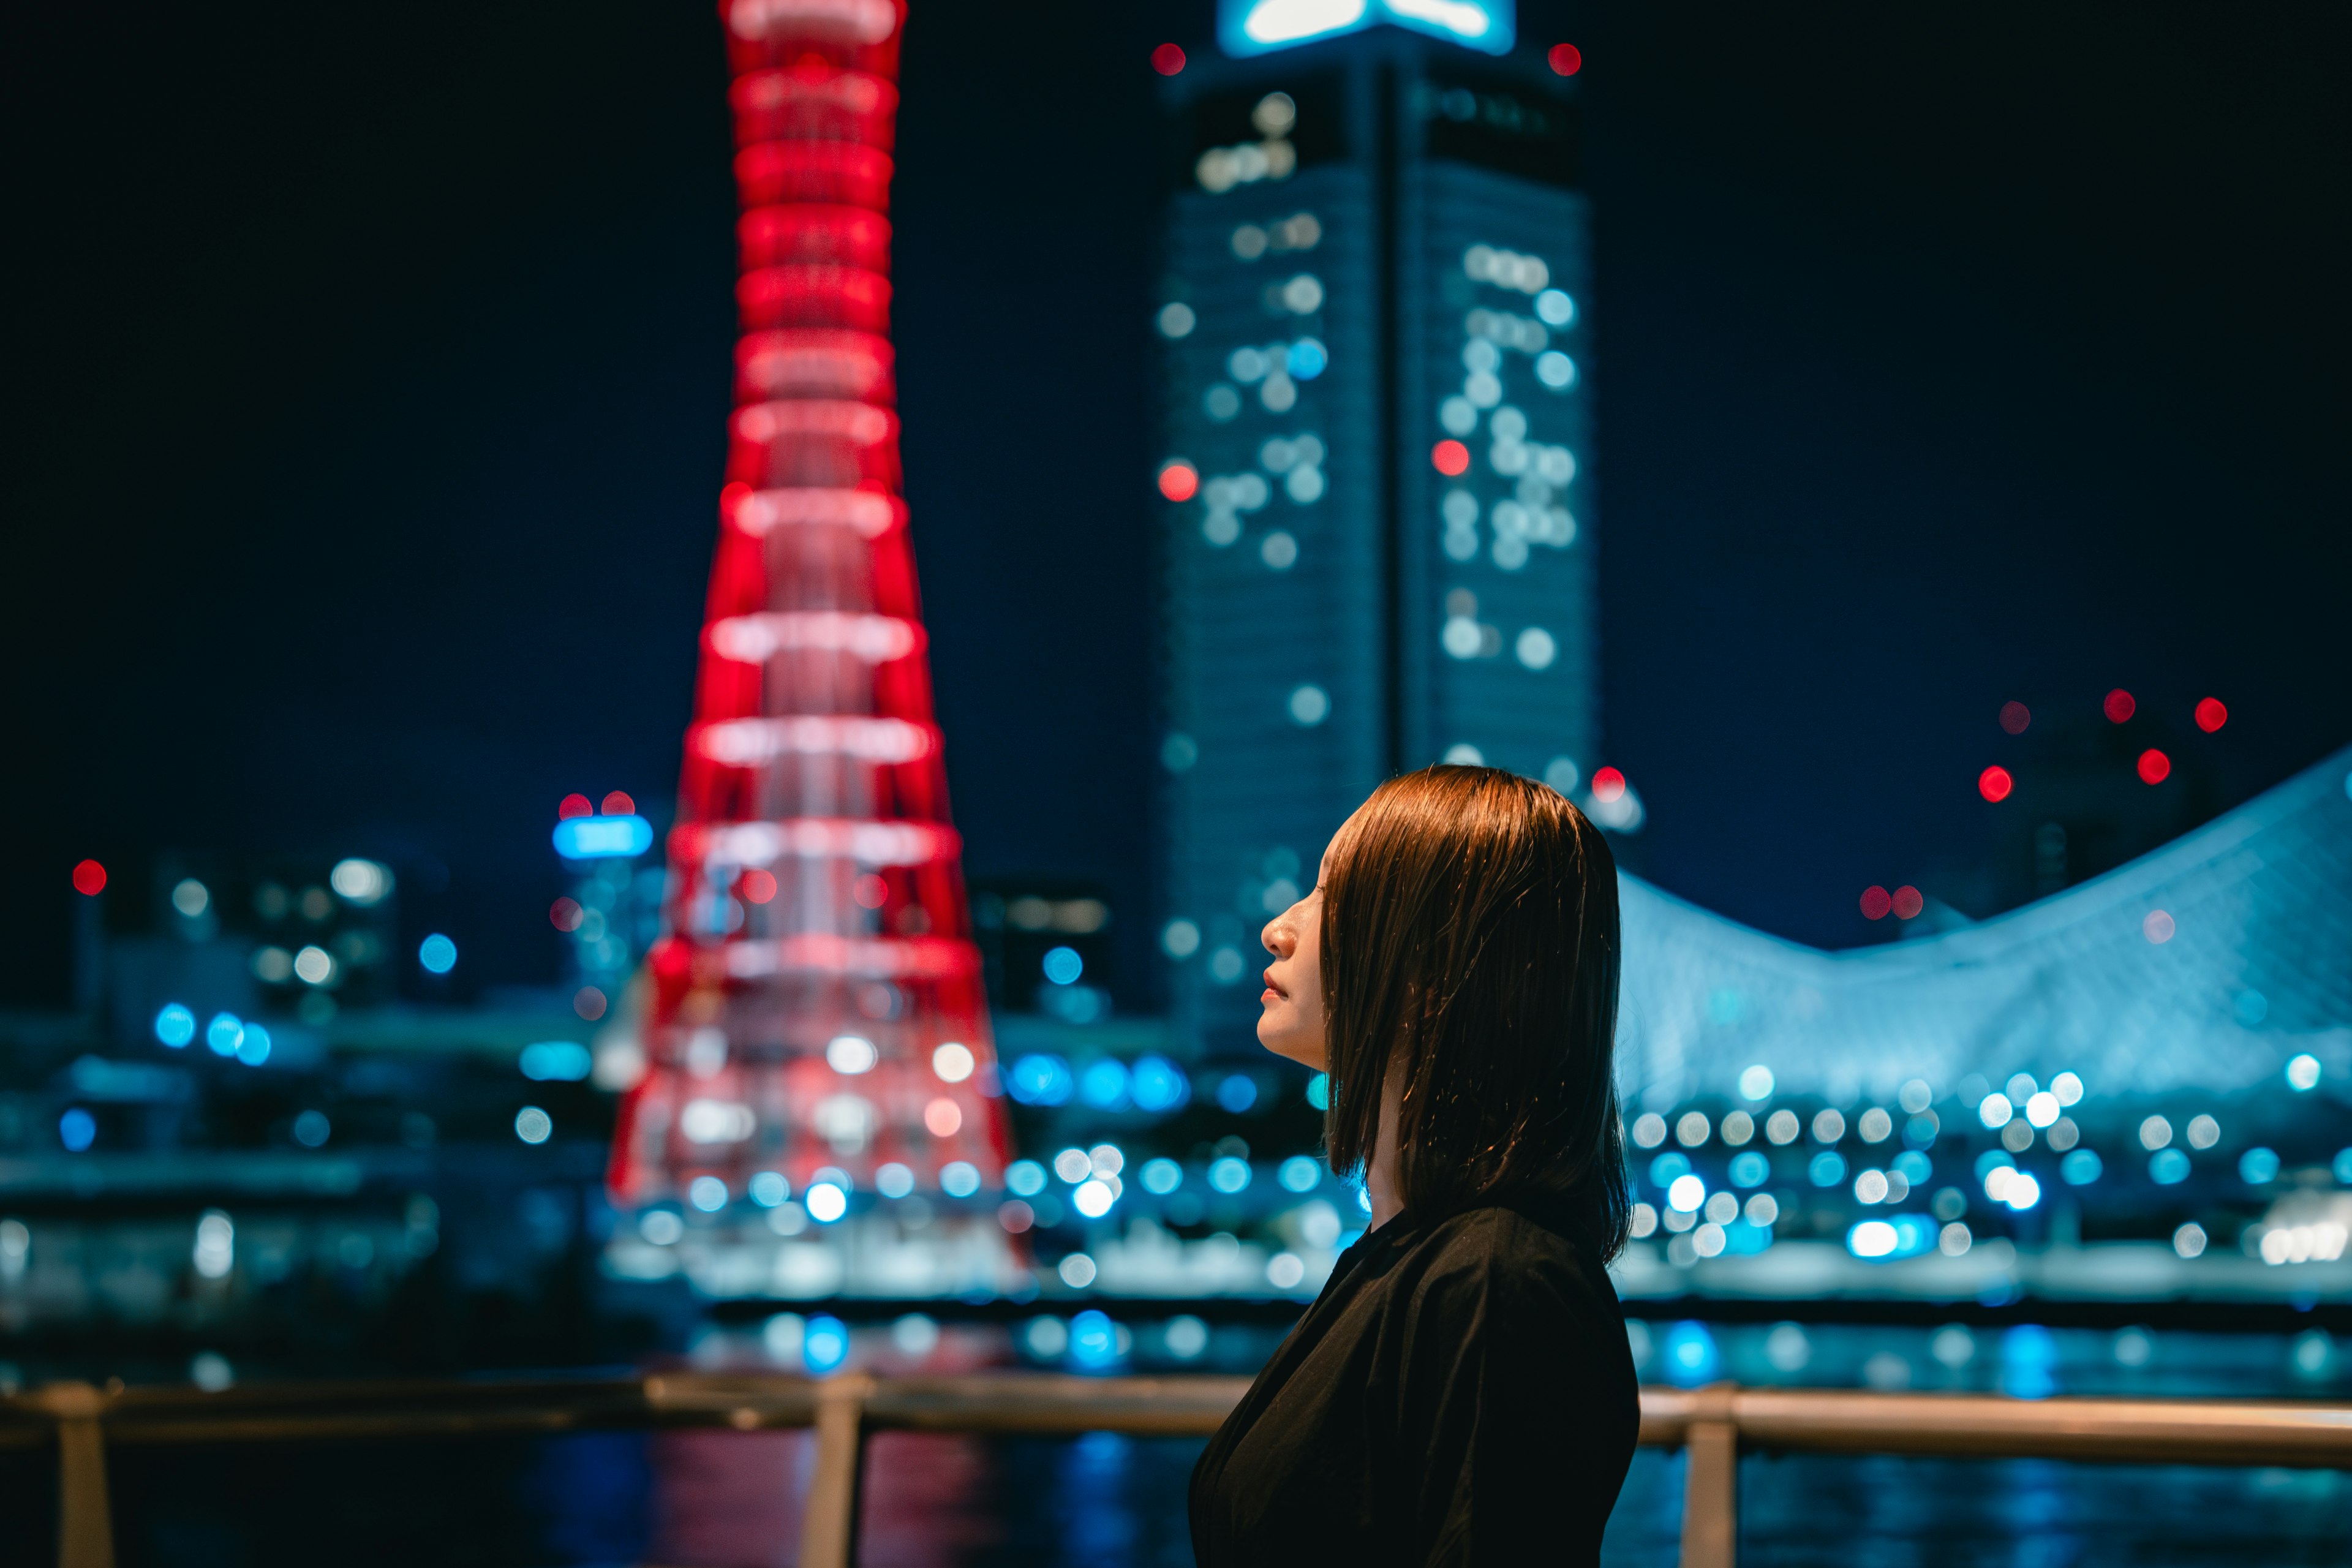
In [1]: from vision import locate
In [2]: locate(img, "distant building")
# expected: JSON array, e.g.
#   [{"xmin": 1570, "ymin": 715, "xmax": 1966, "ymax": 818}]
[{"xmin": 1153, "ymin": 21, "xmax": 1606, "ymax": 1056}]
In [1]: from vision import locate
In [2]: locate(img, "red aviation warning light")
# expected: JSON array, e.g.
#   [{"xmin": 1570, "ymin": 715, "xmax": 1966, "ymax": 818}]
[
  {"xmin": 1891, "ymin": 885, "xmax": 1924, "ymax": 920},
  {"xmin": 72, "ymin": 860, "xmax": 107, "ymax": 896},
  {"xmin": 2103, "ymin": 688, "xmax": 2136, "ymax": 723},
  {"xmin": 1978, "ymin": 766, "xmax": 2013, "ymax": 802},
  {"xmin": 1860, "ymin": 885, "xmax": 1893, "ymax": 920},
  {"xmin": 606, "ymin": 0, "xmax": 1015, "ymax": 1294},
  {"xmin": 2195, "ymin": 697, "xmax": 2228, "ymax": 733},
  {"xmin": 1151, "ymin": 42, "xmax": 1186, "ymax": 75},
  {"xmin": 1431, "ymin": 439, "xmax": 1471, "ymax": 476},
  {"xmin": 2138, "ymin": 748, "xmax": 2172, "ymax": 785},
  {"xmin": 1547, "ymin": 43, "xmax": 1582, "ymax": 75},
  {"xmin": 1158, "ymin": 460, "xmax": 1200, "ymax": 502}
]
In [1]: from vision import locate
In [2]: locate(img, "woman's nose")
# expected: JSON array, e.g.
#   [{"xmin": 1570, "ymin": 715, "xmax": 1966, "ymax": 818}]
[{"xmin": 1261, "ymin": 915, "xmax": 1291, "ymax": 957}]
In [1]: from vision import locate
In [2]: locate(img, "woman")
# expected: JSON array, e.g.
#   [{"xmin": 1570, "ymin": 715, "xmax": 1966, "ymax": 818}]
[{"xmin": 1189, "ymin": 765, "xmax": 1639, "ymax": 1567}]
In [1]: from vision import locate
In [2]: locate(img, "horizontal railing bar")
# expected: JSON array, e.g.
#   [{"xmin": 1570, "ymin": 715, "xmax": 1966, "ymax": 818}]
[{"xmin": 6, "ymin": 1376, "xmax": 2348, "ymax": 1469}]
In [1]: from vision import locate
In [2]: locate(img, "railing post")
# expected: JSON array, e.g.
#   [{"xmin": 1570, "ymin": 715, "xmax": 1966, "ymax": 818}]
[
  {"xmin": 38, "ymin": 1382, "xmax": 114, "ymax": 1568},
  {"xmin": 799, "ymin": 1374, "xmax": 873, "ymax": 1568},
  {"xmin": 1679, "ymin": 1382, "xmax": 1738, "ymax": 1568}
]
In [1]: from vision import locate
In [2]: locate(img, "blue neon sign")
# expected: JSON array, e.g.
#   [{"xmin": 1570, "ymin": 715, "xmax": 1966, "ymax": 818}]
[
  {"xmin": 552, "ymin": 814, "xmax": 654, "ymax": 859},
  {"xmin": 1219, "ymin": 0, "xmax": 1513, "ymax": 57}
]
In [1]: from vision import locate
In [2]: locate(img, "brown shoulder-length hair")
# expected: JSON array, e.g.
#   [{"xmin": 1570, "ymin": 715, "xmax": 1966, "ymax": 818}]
[{"xmin": 1321, "ymin": 764, "xmax": 1629, "ymax": 1257}]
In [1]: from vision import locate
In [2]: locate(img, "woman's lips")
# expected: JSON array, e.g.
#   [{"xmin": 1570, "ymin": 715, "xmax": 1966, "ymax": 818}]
[{"xmin": 1262, "ymin": 968, "xmax": 1286, "ymax": 999}]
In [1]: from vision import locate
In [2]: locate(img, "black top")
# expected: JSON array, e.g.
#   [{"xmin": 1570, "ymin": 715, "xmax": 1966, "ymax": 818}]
[{"xmin": 1188, "ymin": 1189, "xmax": 1638, "ymax": 1567}]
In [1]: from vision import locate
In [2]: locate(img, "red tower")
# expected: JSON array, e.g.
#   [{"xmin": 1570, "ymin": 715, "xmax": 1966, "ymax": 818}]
[{"xmin": 608, "ymin": 0, "xmax": 1015, "ymax": 1293}]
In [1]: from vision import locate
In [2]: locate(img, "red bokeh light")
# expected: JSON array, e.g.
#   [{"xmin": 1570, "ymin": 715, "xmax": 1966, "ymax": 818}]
[
  {"xmin": 557, "ymin": 793, "xmax": 592, "ymax": 820},
  {"xmin": 1548, "ymin": 42, "xmax": 1582, "ymax": 75},
  {"xmin": 1590, "ymin": 766, "xmax": 1626, "ymax": 803},
  {"xmin": 574, "ymin": 986, "xmax": 608, "ymax": 1022},
  {"xmin": 1150, "ymin": 42, "xmax": 1186, "ymax": 75},
  {"xmin": 550, "ymin": 897, "xmax": 584, "ymax": 933},
  {"xmin": 1999, "ymin": 701, "xmax": 2030, "ymax": 735},
  {"xmin": 1891, "ymin": 885, "xmax": 1924, "ymax": 920},
  {"xmin": 2103, "ymin": 688, "xmax": 2135, "ymax": 723},
  {"xmin": 2138, "ymin": 748, "xmax": 2171, "ymax": 785},
  {"xmin": 1156, "ymin": 461, "xmax": 1199, "ymax": 502},
  {"xmin": 924, "ymin": 1096, "xmax": 963, "ymax": 1137},
  {"xmin": 600, "ymin": 790, "xmax": 636, "ymax": 816},
  {"xmin": 1431, "ymin": 439, "xmax": 1470, "ymax": 477},
  {"xmin": 998, "ymin": 1200, "xmax": 1035, "ymax": 1235},
  {"xmin": 854, "ymin": 873, "xmax": 889, "ymax": 909},
  {"xmin": 71, "ymin": 859, "xmax": 107, "ymax": 897},
  {"xmin": 741, "ymin": 867, "xmax": 778, "ymax": 904},
  {"xmin": 1978, "ymin": 765, "xmax": 2013, "ymax": 802},
  {"xmin": 2195, "ymin": 696, "xmax": 2228, "ymax": 733},
  {"xmin": 1859, "ymin": 885, "xmax": 1892, "ymax": 921}
]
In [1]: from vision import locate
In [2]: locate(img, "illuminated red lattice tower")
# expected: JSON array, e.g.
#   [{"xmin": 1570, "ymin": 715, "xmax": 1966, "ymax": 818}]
[{"xmin": 609, "ymin": 0, "xmax": 1014, "ymax": 1271}]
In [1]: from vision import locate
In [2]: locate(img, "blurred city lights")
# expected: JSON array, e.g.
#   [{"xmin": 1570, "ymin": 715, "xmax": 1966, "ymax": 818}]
[
  {"xmin": 826, "ymin": 1035, "xmax": 878, "ymax": 1074},
  {"xmin": 1859, "ymin": 885, "xmax": 1892, "ymax": 920},
  {"xmin": 1216, "ymin": 1074, "xmax": 1259, "ymax": 1112},
  {"xmin": 941, "ymin": 1162, "xmax": 981, "ymax": 1196},
  {"xmin": 521, "ymin": 1041, "xmax": 592, "ymax": 1081},
  {"xmin": 804, "ymin": 1315, "xmax": 849, "ymax": 1373},
  {"xmin": 574, "ymin": 987, "xmax": 607, "ymax": 1020},
  {"xmin": 1158, "ymin": 461, "xmax": 1199, "ymax": 502},
  {"xmin": 1978, "ymin": 766, "xmax": 2013, "ymax": 802},
  {"xmin": 1738, "ymin": 1064, "xmax": 1774, "ymax": 1100},
  {"xmin": 1279, "ymin": 1155, "xmax": 1321, "ymax": 1192},
  {"xmin": 58, "ymin": 1108, "xmax": 96, "ymax": 1153},
  {"xmin": 932, "ymin": 1041, "xmax": 974, "ymax": 1082},
  {"xmin": 2138, "ymin": 748, "xmax": 2171, "ymax": 785},
  {"xmin": 805, "ymin": 1183, "xmax": 848, "ymax": 1223},
  {"xmin": 418, "ymin": 934, "xmax": 458, "ymax": 974},
  {"xmin": 293, "ymin": 1110, "xmax": 330, "ymax": 1148},
  {"xmin": 154, "ymin": 1004, "xmax": 196, "ymax": 1049},
  {"xmin": 2103, "ymin": 688, "xmax": 2136, "ymax": 723},
  {"xmin": 557, "ymin": 793, "xmax": 592, "ymax": 819},
  {"xmin": 2286, "ymin": 1054, "xmax": 2322, "ymax": 1091},
  {"xmin": 1547, "ymin": 42, "xmax": 1581, "ymax": 75},
  {"xmin": 1208, "ymin": 1156, "xmax": 1251, "ymax": 1193},
  {"xmin": 600, "ymin": 790, "xmax": 635, "ymax": 816},
  {"xmin": 205, "ymin": 1013, "xmax": 243, "ymax": 1057},
  {"xmin": 192, "ymin": 1211, "xmax": 234, "ymax": 1280},
  {"xmin": 515, "ymin": 1107, "xmax": 554, "ymax": 1145},
  {"xmin": 235, "ymin": 1024, "xmax": 271, "ymax": 1067},
  {"xmin": 1891, "ymin": 886, "xmax": 1924, "ymax": 920},
  {"xmin": 554, "ymin": 815, "xmax": 654, "ymax": 859},
  {"xmin": 1431, "ymin": 439, "xmax": 1469, "ymax": 475},
  {"xmin": 1999, "ymin": 700, "xmax": 2030, "ymax": 734},
  {"xmin": 2195, "ymin": 696, "xmax": 2228, "ymax": 733},
  {"xmin": 71, "ymin": 859, "xmax": 106, "ymax": 896},
  {"xmin": 328, "ymin": 859, "xmax": 391, "ymax": 903},
  {"xmin": 1150, "ymin": 42, "xmax": 1186, "ymax": 75}
]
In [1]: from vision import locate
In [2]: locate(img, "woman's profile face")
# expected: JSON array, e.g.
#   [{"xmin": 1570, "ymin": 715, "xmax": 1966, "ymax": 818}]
[{"xmin": 1256, "ymin": 808, "xmax": 1362, "ymax": 1072}]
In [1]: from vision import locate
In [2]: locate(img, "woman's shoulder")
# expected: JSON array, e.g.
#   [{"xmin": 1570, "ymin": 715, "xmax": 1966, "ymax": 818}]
[{"xmin": 1402, "ymin": 1197, "xmax": 1622, "ymax": 1321}]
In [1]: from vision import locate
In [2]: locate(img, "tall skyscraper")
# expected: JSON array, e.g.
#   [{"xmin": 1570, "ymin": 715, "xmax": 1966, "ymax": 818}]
[
  {"xmin": 1153, "ymin": 20, "xmax": 1599, "ymax": 1054},
  {"xmin": 606, "ymin": 0, "xmax": 1017, "ymax": 1297}
]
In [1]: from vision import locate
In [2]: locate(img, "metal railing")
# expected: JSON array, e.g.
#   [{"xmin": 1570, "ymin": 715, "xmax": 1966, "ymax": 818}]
[{"xmin": 7, "ymin": 1373, "xmax": 2350, "ymax": 1568}]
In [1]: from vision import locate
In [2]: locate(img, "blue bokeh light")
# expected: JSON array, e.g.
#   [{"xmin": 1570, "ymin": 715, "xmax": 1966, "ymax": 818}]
[
  {"xmin": 1728, "ymin": 1151, "xmax": 1770, "ymax": 1188},
  {"xmin": 1807, "ymin": 1151, "xmax": 1847, "ymax": 1188},
  {"xmin": 1129, "ymin": 1055, "xmax": 1191, "ymax": 1112},
  {"xmin": 1216, "ymin": 1074, "xmax": 1259, "ymax": 1114},
  {"xmin": 2060, "ymin": 1149, "xmax": 2103, "ymax": 1185},
  {"xmin": 205, "ymin": 1012, "xmax": 243, "ymax": 1057},
  {"xmin": 520, "ymin": 1041, "xmax": 592, "ymax": 1081},
  {"xmin": 1208, "ymin": 1156, "xmax": 1252, "ymax": 1194},
  {"xmin": 1042, "ymin": 946, "xmax": 1084, "ymax": 986},
  {"xmin": 2239, "ymin": 1147, "xmax": 2281, "ymax": 1185},
  {"xmin": 58, "ymin": 1107, "xmax": 96, "ymax": 1153},
  {"xmin": 1068, "ymin": 1309, "xmax": 1119, "ymax": 1370},
  {"xmin": 1661, "ymin": 1321, "xmax": 1719, "ymax": 1386},
  {"xmin": 235, "ymin": 1023, "xmax": 272, "ymax": 1067},
  {"xmin": 1305, "ymin": 1072, "xmax": 1330, "ymax": 1110},
  {"xmin": 803, "ymin": 1314, "xmax": 850, "ymax": 1374},
  {"xmin": 1648, "ymin": 1152, "xmax": 1692, "ymax": 1188},
  {"xmin": 1008, "ymin": 1054, "xmax": 1074, "ymax": 1106},
  {"xmin": 418, "ymin": 933, "xmax": 458, "ymax": 974},
  {"xmin": 1278, "ymin": 1155, "xmax": 1321, "ymax": 1193},
  {"xmin": 1079, "ymin": 1058, "xmax": 1130, "ymax": 1109},
  {"xmin": 552, "ymin": 814, "xmax": 654, "ymax": 859},
  {"xmin": 2149, "ymin": 1148, "xmax": 2190, "ymax": 1185},
  {"xmin": 1286, "ymin": 337, "xmax": 1328, "ymax": 379},
  {"xmin": 154, "ymin": 1003, "xmax": 196, "ymax": 1049}
]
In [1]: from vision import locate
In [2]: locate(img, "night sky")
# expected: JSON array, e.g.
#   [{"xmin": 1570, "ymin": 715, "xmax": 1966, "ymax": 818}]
[{"xmin": 4, "ymin": 1, "xmax": 2345, "ymax": 1010}]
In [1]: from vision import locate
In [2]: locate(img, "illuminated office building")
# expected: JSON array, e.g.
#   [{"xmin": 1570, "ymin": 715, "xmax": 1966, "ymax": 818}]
[{"xmin": 1153, "ymin": 10, "xmax": 1599, "ymax": 1054}]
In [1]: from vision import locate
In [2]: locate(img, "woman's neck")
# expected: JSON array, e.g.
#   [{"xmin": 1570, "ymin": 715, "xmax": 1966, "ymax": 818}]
[{"xmin": 1365, "ymin": 1071, "xmax": 1404, "ymax": 1231}]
